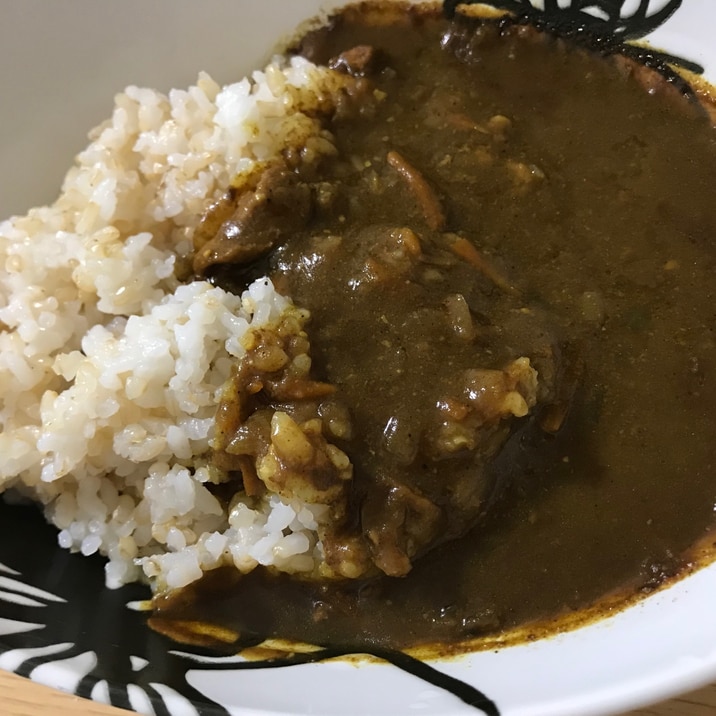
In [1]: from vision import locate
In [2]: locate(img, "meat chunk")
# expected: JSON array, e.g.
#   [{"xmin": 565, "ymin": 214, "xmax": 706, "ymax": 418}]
[
  {"xmin": 212, "ymin": 304, "xmax": 356, "ymax": 557},
  {"xmin": 199, "ymin": 84, "xmax": 568, "ymax": 581},
  {"xmin": 210, "ymin": 218, "xmax": 562, "ymax": 581},
  {"xmin": 193, "ymin": 165, "xmax": 313, "ymax": 276},
  {"xmin": 257, "ymin": 412, "xmax": 352, "ymax": 505},
  {"xmin": 331, "ymin": 355, "xmax": 541, "ymax": 578},
  {"xmin": 329, "ymin": 45, "xmax": 385, "ymax": 77},
  {"xmin": 361, "ymin": 480, "xmax": 445, "ymax": 577}
]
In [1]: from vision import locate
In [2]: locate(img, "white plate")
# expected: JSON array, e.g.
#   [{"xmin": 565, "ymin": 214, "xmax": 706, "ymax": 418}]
[{"xmin": 1, "ymin": 2, "xmax": 715, "ymax": 715}]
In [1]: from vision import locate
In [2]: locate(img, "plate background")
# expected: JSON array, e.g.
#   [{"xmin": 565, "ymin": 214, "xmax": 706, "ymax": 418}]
[{"xmin": 1, "ymin": 1, "xmax": 716, "ymax": 715}]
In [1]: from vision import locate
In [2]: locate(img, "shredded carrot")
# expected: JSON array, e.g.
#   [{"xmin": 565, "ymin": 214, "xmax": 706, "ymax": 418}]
[
  {"xmin": 236, "ymin": 455, "xmax": 266, "ymax": 497},
  {"xmin": 272, "ymin": 379, "xmax": 337, "ymax": 400},
  {"xmin": 448, "ymin": 235, "xmax": 512, "ymax": 292},
  {"xmin": 445, "ymin": 112, "xmax": 488, "ymax": 133},
  {"xmin": 386, "ymin": 150, "xmax": 446, "ymax": 231}
]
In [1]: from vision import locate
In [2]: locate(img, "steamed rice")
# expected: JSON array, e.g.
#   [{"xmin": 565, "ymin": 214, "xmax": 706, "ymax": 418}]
[{"xmin": 0, "ymin": 56, "xmax": 355, "ymax": 591}]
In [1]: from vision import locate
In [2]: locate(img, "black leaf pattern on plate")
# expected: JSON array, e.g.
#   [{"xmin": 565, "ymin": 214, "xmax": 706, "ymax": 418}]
[
  {"xmin": 0, "ymin": 501, "xmax": 229, "ymax": 715},
  {"xmin": 442, "ymin": 0, "xmax": 703, "ymax": 74},
  {"xmin": 0, "ymin": 501, "xmax": 499, "ymax": 715}
]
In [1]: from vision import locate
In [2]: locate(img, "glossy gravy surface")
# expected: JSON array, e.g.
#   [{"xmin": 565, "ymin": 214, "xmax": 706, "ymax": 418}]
[{"xmin": 153, "ymin": 6, "xmax": 716, "ymax": 650}]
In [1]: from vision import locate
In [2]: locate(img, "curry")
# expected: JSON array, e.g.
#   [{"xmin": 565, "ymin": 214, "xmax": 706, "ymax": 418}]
[{"xmin": 152, "ymin": 3, "xmax": 716, "ymax": 651}]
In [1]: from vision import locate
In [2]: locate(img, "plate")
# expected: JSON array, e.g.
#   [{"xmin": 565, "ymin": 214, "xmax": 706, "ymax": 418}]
[{"xmin": 1, "ymin": 2, "xmax": 716, "ymax": 715}]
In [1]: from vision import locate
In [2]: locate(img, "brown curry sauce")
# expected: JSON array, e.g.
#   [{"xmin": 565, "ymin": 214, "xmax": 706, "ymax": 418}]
[{"xmin": 151, "ymin": 3, "xmax": 716, "ymax": 656}]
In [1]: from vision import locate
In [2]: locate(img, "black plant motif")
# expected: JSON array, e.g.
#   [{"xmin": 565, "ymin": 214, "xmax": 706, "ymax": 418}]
[
  {"xmin": 0, "ymin": 501, "xmax": 500, "ymax": 715},
  {"xmin": 443, "ymin": 0, "xmax": 703, "ymax": 80},
  {"xmin": 0, "ymin": 502, "xmax": 230, "ymax": 714},
  {"xmin": 558, "ymin": 0, "xmax": 683, "ymax": 39},
  {"xmin": 444, "ymin": 0, "xmax": 685, "ymax": 39}
]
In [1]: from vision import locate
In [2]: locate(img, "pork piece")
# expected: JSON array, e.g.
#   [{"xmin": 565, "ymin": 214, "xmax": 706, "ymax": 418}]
[
  {"xmin": 212, "ymin": 305, "xmax": 350, "ymax": 505},
  {"xmin": 329, "ymin": 44, "xmax": 385, "ymax": 77},
  {"xmin": 208, "ymin": 211, "xmax": 563, "ymax": 580},
  {"xmin": 198, "ymin": 81, "xmax": 567, "ymax": 579},
  {"xmin": 356, "ymin": 356, "xmax": 540, "ymax": 577},
  {"xmin": 212, "ymin": 305, "xmax": 363, "ymax": 575},
  {"xmin": 273, "ymin": 222, "xmax": 564, "ymax": 579},
  {"xmin": 193, "ymin": 165, "xmax": 313, "ymax": 276}
]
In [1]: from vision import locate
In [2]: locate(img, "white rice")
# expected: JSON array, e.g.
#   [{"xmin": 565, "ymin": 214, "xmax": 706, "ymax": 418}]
[{"xmin": 0, "ymin": 56, "xmax": 353, "ymax": 591}]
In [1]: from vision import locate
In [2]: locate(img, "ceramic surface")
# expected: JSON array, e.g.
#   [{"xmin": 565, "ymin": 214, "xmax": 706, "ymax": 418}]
[{"xmin": 1, "ymin": 2, "xmax": 715, "ymax": 715}]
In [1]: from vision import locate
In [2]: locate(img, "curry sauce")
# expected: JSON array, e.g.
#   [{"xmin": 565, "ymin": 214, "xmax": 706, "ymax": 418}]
[{"xmin": 152, "ymin": 4, "xmax": 716, "ymax": 651}]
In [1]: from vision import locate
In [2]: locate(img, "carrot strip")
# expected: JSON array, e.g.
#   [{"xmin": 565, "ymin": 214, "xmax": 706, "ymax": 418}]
[
  {"xmin": 271, "ymin": 379, "xmax": 337, "ymax": 400},
  {"xmin": 237, "ymin": 455, "xmax": 266, "ymax": 497},
  {"xmin": 446, "ymin": 112, "xmax": 488, "ymax": 133},
  {"xmin": 386, "ymin": 150, "xmax": 446, "ymax": 231},
  {"xmin": 448, "ymin": 235, "xmax": 512, "ymax": 292}
]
